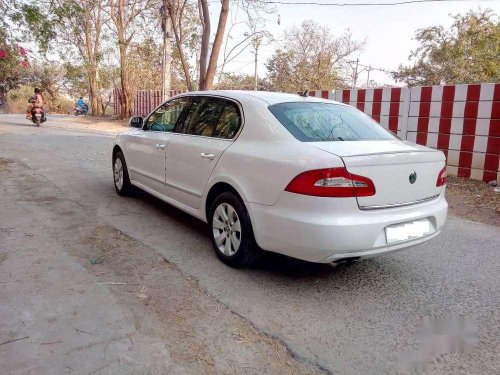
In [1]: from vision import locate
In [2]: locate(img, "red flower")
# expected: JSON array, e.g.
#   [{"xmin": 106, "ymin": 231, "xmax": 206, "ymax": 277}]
[{"xmin": 0, "ymin": 50, "xmax": 6, "ymax": 59}]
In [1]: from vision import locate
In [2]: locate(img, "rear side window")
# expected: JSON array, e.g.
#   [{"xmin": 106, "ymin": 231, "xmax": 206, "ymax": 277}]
[
  {"xmin": 183, "ymin": 97, "xmax": 225, "ymax": 136},
  {"xmin": 268, "ymin": 102, "xmax": 395, "ymax": 142},
  {"xmin": 181, "ymin": 97, "xmax": 241, "ymax": 139},
  {"xmin": 214, "ymin": 102, "xmax": 241, "ymax": 139}
]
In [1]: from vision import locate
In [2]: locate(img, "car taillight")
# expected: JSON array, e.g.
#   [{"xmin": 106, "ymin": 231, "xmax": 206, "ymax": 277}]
[
  {"xmin": 436, "ymin": 166, "xmax": 447, "ymax": 187},
  {"xmin": 285, "ymin": 167, "xmax": 375, "ymax": 197}
]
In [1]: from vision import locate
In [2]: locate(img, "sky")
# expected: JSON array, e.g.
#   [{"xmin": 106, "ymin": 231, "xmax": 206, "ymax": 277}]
[{"xmin": 215, "ymin": 0, "xmax": 500, "ymax": 87}]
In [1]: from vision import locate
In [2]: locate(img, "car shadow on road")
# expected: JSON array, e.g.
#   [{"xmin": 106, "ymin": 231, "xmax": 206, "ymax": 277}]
[
  {"xmin": 130, "ymin": 188, "xmax": 374, "ymax": 279},
  {"xmin": 133, "ymin": 189, "xmax": 209, "ymax": 237}
]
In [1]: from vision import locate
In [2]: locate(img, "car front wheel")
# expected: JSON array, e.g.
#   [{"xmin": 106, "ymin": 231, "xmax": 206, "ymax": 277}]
[
  {"xmin": 209, "ymin": 192, "xmax": 260, "ymax": 268},
  {"xmin": 113, "ymin": 151, "xmax": 132, "ymax": 196}
]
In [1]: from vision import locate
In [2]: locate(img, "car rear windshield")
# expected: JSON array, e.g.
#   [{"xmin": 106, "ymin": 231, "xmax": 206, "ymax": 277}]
[{"xmin": 268, "ymin": 102, "xmax": 395, "ymax": 142}]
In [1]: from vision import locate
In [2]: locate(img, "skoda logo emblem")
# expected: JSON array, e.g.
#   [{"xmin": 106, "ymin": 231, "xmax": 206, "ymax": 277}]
[{"xmin": 409, "ymin": 171, "xmax": 417, "ymax": 184}]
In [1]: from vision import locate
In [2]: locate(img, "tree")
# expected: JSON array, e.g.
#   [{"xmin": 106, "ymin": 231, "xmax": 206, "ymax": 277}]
[
  {"xmin": 53, "ymin": 0, "xmax": 107, "ymax": 115},
  {"xmin": 24, "ymin": 61, "xmax": 66, "ymax": 100},
  {"xmin": 394, "ymin": 10, "xmax": 500, "ymax": 86},
  {"xmin": 0, "ymin": 28, "xmax": 26, "ymax": 99},
  {"xmin": 108, "ymin": 0, "xmax": 156, "ymax": 118},
  {"xmin": 216, "ymin": 72, "xmax": 270, "ymax": 90},
  {"xmin": 166, "ymin": 0, "xmax": 271, "ymax": 91},
  {"xmin": 198, "ymin": 0, "xmax": 229, "ymax": 90},
  {"xmin": 266, "ymin": 20, "xmax": 364, "ymax": 92},
  {"xmin": 164, "ymin": 0, "xmax": 200, "ymax": 91},
  {"xmin": 127, "ymin": 38, "xmax": 163, "ymax": 90}
]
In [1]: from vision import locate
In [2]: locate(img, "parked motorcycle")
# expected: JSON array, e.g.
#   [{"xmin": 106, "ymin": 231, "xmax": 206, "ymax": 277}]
[{"xmin": 74, "ymin": 104, "xmax": 89, "ymax": 116}]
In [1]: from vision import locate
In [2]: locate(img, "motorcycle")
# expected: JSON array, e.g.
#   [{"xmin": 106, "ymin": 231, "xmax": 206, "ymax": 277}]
[
  {"xmin": 31, "ymin": 107, "xmax": 46, "ymax": 127},
  {"xmin": 74, "ymin": 104, "xmax": 88, "ymax": 116}
]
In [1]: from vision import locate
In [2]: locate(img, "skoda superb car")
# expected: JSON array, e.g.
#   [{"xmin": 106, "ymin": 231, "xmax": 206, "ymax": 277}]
[{"xmin": 112, "ymin": 91, "xmax": 447, "ymax": 267}]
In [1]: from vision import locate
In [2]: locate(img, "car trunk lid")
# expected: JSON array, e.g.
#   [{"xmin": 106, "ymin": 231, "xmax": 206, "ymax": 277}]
[{"xmin": 311, "ymin": 140, "xmax": 445, "ymax": 209}]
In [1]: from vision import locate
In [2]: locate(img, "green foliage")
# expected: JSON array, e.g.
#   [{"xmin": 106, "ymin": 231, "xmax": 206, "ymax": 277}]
[
  {"xmin": 13, "ymin": 4, "xmax": 56, "ymax": 52},
  {"xmin": 394, "ymin": 9, "xmax": 500, "ymax": 86},
  {"xmin": 0, "ymin": 28, "xmax": 24, "ymax": 95},
  {"xmin": 63, "ymin": 63, "xmax": 88, "ymax": 97}
]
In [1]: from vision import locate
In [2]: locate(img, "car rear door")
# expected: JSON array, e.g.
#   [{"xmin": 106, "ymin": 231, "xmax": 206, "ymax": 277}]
[
  {"xmin": 164, "ymin": 96, "xmax": 242, "ymax": 209},
  {"xmin": 125, "ymin": 97, "xmax": 189, "ymax": 194}
]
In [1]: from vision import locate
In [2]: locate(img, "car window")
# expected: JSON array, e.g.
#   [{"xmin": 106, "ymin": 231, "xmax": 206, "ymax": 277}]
[
  {"xmin": 182, "ymin": 97, "xmax": 225, "ymax": 137},
  {"xmin": 268, "ymin": 102, "xmax": 395, "ymax": 142},
  {"xmin": 213, "ymin": 102, "xmax": 241, "ymax": 139},
  {"xmin": 144, "ymin": 97, "xmax": 189, "ymax": 132}
]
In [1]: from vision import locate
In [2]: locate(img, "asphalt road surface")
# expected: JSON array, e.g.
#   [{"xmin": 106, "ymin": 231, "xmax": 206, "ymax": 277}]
[{"xmin": 1, "ymin": 114, "xmax": 499, "ymax": 374}]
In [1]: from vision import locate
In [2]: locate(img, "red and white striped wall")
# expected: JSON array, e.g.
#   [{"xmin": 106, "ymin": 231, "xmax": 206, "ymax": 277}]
[
  {"xmin": 308, "ymin": 84, "xmax": 500, "ymax": 182},
  {"xmin": 407, "ymin": 84, "xmax": 499, "ymax": 182}
]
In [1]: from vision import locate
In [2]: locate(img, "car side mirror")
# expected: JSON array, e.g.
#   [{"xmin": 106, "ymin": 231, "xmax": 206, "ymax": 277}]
[{"xmin": 129, "ymin": 116, "xmax": 143, "ymax": 128}]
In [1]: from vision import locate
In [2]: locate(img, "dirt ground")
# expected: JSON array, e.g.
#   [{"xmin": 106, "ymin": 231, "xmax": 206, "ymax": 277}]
[
  {"xmin": 0, "ymin": 157, "xmax": 323, "ymax": 374},
  {"xmin": 54, "ymin": 115, "xmax": 128, "ymax": 133},
  {"xmin": 446, "ymin": 177, "xmax": 500, "ymax": 227}
]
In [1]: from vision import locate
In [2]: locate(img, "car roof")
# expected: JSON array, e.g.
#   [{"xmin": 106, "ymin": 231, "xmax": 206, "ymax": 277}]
[{"xmin": 179, "ymin": 90, "xmax": 343, "ymax": 106}]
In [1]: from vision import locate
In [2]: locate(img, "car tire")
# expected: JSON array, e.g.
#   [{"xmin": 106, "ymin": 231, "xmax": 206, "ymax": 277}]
[
  {"xmin": 209, "ymin": 191, "xmax": 260, "ymax": 268},
  {"xmin": 113, "ymin": 151, "xmax": 133, "ymax": 196}
]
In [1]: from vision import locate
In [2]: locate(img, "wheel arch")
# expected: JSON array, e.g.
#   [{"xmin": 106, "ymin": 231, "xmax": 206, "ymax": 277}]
[
  {"xmin": 204, "ymin": 181, "xmax": 246, "ymax": 223},
  {"xmin": 112, "ymin": 145, "xmax": 122, "ymax": 160}
]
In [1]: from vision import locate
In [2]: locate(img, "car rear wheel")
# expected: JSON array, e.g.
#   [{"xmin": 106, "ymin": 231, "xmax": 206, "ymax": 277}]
[
  {"xmin": 209, "ymin": 192, "xmax": 260, "ymax": 268},
  {"xmin": 113, "ymin": 151, "xmax": 133, "ymax": 196}
]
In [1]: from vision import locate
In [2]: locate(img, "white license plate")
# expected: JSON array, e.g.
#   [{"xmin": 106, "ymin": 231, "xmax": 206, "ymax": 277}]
[{"xmin": 385, "ymin": 218, "xmax": 433, "ymax": 244}]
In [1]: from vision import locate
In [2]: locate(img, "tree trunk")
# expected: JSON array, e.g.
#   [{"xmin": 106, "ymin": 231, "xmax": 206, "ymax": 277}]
[
  {"xmin": 204, "ymin": 0, "xmax": 229, "ymax": 90},
  {"xmin": 88, "ymin": 67, "xmax": 100, "ymax": 115},
  {"xmin": 198, "ymin": 0, "xmax": 210, "ymax": 90},
  {"xmin": 168, "ymin": 3, "xmax": 193, "ymax": 91},
  {"xmin": 119, "ymin": 43, "xmax": 132, "ymax": 118}
]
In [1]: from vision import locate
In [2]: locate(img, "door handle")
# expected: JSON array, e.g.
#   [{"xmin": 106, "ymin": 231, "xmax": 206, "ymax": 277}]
[
  {"xmin": 200, "ymin": 153, "xmax": 215, "ymax": 160},
  {"xmin": 155, "ymin": 144, "xmax": 166, "ymax": 150}
]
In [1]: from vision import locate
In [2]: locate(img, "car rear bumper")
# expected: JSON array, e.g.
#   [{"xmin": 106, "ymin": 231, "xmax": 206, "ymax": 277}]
[{"xmin": 247, "ymin": 191, "xmax": 448, "ymax": 263}]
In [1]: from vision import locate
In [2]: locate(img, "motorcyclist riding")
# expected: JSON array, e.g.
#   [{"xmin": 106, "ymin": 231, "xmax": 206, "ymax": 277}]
[
  {"xmin": 74, "ymin": 96, "xmax": 88, "ymax": 115},
  {"xmin": 26, "ymin": 88, "xmax": 46, "ymax": 120},
  {"xmin": 76, "ymin": 96, "xmax": 85, "ymax": 108}
]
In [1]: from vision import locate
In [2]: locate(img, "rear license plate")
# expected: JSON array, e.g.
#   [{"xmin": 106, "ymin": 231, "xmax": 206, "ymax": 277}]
[{"xmin": 385, "ymin": 218, "xmax": 433, "ymax": 244}]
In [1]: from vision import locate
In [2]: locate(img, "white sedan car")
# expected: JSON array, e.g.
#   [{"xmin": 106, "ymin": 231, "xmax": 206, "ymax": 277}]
[{"xmin": 112, "ymin": 91, "xmax": 447, "ymax": 267}]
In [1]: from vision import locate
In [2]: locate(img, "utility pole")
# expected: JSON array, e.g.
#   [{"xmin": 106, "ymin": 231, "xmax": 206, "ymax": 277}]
[
  {"xmin": 366, "ymin": 66, "xmax": 371, "ymax": 88},
  {"xmin": 160, "ymin": 2, "xmax": 172, "ymax": 100},
  {"xmin": 352, "ymin": 57, "xmax": 359, "ymax": 89},
  {"xmin": 252, "ymin": 34, "xmax": 263, "ymax": 91}
]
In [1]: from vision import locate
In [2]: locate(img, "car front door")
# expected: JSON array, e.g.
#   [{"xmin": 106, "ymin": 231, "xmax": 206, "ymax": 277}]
[
  {"xmin": 125, "ymin": 97, "xmax": 189, "ymax": 194},
  {"xmin": 165, "ymin": 96, "xmax": 242, "ymax": 209}
]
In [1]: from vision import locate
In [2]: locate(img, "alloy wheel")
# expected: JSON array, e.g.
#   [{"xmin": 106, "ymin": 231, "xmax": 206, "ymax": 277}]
[
  {"xmin": 212, "ymin": 203, "xmax": 242, "ymax": 256},
  {"xmin": 114, "ymin": 158, "xmax": 124, "ymax": 191}
]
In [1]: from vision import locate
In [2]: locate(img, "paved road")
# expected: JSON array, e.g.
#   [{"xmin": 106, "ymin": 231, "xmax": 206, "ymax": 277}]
[{"xmin": 1, "ymin": 114, "xmax": 499, "ymax": 374}]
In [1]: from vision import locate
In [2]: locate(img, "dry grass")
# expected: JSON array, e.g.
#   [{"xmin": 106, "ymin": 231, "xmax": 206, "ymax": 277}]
[{"xmin": 446, "ymin": 177, "xmax": 499, "ymax": 226}]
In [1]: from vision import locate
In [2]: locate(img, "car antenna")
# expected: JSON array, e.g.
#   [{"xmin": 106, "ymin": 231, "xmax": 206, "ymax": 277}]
[{"xmin": 299, "ymin": 90, "xmax": 308, "ymax": 97}]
